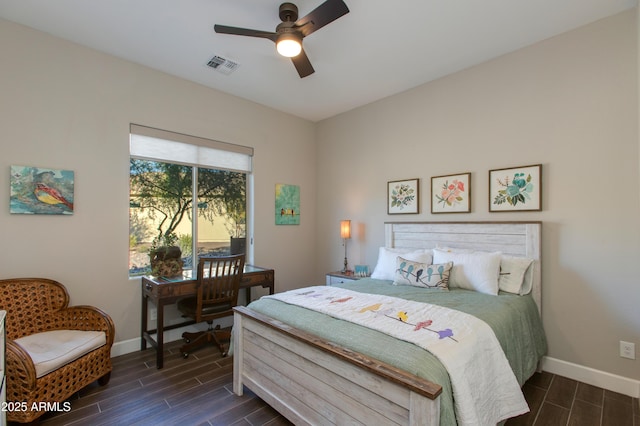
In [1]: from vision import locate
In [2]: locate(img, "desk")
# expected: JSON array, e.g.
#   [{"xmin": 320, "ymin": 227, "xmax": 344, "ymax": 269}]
[{"xmin": 141, "ymin": 265, "xmax": 274, "ymax": 369}]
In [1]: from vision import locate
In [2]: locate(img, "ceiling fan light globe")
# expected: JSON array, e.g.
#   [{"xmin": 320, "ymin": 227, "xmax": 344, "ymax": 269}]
[
  {"xmin": 276, "ymin": 35, "xmax": 302, "ymax": 57},
  {"xmin": 276, "ymin": 39, "xmax": 301, "ymax": 57}
]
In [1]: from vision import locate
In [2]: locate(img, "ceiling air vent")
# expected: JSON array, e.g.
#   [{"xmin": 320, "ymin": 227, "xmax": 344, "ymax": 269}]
[{"xmin": 207, "ymin": 55, "xmax": 239, "ymax": 75}]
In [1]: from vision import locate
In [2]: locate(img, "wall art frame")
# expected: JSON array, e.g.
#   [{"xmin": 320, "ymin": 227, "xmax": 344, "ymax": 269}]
[
  {"xmin": 489, "ymin": 164, "xmax": 542, "ymax": 212},
  {"xmin": 387, "ymin": 178, "xmax": 419, "ymax": 214},
  {"xmin": 275, "ymin": 183, "xmax": 300, "ymax": 225},
  {"xmin": 10, "ymin": 165, "xmax": 75, "ymax": 215},
  {"xmin": 431, "ymin": 172, "xmax": 471, "ymax": 214}
]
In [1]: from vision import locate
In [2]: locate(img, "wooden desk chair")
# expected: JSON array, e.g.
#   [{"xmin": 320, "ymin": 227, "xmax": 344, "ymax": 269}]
[{"xmin": 178, "ymin": 254, "xmax": 245, "ymax": 357}]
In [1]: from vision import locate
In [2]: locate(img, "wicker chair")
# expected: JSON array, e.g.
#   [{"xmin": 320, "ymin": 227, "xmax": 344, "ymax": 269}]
[{"xmin": 0, "ymin": 278, "xmax": 115, "ymax": 423}]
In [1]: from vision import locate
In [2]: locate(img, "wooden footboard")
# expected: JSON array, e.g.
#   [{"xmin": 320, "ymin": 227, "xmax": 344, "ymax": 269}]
[{"xmin": 233, "ymin": 306, "xmax": 442, "ymax": 426}]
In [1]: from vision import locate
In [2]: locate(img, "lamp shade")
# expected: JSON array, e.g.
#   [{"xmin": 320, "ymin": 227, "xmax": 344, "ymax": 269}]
[{"xmin": 340, "ymin": 220, "xmax": 351, "ymax": 239}]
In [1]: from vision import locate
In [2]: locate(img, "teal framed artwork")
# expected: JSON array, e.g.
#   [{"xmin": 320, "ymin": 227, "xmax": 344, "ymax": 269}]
[
  {"xmin": 10, "ymin": 165, "xmax": 75, "ymax": 215},
  {"xmin": 275, "ymin": 183, "xmax": 300, "ymax": 225},
  {"xmin": 489, "ymin": 164, "xmax": 542, "ymax": 212}
]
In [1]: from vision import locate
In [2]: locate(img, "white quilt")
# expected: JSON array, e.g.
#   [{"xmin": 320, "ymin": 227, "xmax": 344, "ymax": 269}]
[{"xmin": 265, "ymin": 286, "xmax": 529, "ymax": 425}]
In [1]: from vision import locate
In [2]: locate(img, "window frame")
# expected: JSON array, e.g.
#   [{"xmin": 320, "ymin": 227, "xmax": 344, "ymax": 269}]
[{"xmin": 129, "ymin": 124, "xmax": 254, "ymax": 276}]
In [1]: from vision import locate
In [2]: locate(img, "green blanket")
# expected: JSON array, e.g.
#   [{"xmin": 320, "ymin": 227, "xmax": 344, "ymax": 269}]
[{"xmin": 246, "ymin": 278, "xmax": 547, "ymax": 425}]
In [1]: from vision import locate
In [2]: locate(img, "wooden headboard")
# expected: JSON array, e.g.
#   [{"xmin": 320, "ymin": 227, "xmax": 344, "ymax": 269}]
[{"xmin": 385, "ymin": 221, "xmax": 542, "ymax": 312}]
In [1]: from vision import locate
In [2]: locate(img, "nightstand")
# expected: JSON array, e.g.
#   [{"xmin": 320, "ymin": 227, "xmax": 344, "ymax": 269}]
[{"xmin": 326, "ymin": 271, "xmax": 362, "ymax": 286}]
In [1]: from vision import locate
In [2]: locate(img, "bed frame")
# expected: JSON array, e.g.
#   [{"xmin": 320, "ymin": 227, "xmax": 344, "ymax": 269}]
[{"xmin": 233, "ymin": 221, "xmax": 542, "ymax": 425}]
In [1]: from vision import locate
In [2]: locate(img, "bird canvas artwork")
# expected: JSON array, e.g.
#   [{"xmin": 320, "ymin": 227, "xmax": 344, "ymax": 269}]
[{"xmin": 10, "ymin": 165, "xmax": 75, "ymax": 214}]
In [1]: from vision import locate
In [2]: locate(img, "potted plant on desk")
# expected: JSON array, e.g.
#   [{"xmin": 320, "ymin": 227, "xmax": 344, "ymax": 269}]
[{"xmin": 149, "ymin": 232, "xmax": 183, "ymax": 277}]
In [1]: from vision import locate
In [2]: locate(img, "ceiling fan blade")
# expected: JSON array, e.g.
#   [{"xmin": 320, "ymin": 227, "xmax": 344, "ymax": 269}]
[
  {"xmin": 295, "ymin": 0, "xmax": 350, "ymax": 37},
  {"xmin": 291, "ymin": 48, "xmax": 315, "ymax": 78},
  {"xmin": 214, "ymin": 24, "xmax": 277, "ymax": 42}
]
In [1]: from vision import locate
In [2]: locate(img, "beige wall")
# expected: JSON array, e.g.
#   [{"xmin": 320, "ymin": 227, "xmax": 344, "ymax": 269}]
[
  {"xmin": 0, "ymin": 18, "xmax": 317, "ymax": 342},
  {"xmin": 1, "ymin": 9, "xmax": 638, "ymax": 387},
  {"xmin": 316, "ymin": 10, "xmax": 639, "ymax": 381}
]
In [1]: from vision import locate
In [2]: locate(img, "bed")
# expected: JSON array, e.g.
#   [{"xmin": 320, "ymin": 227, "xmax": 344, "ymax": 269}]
[{"xmin": 232, "ymin": 221, "xmax": 546, "ymax": 425}]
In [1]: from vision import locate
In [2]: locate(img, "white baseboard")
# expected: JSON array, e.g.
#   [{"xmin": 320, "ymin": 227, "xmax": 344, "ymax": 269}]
[
  {"xmin": 111, "ymin": 318, "xmax": 233, "ymax": 359},
  {"xmin": 542, "ymin": 356, "xmax": 640, "ymax": 398},
  {"xmin": 111, "ymin": 337, "xmax": 140, "ymax": 358}
]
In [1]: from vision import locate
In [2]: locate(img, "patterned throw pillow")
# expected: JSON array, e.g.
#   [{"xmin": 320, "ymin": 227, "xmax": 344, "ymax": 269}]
[{"xmin": 393, "ymin": 257, "xmax": 452, "ymax": 290}]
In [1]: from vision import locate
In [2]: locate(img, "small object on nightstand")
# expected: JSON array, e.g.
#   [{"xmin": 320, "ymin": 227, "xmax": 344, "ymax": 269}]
[{"xmin": 354, "ymin": 265, "xmax": 369, "ymax": 277}]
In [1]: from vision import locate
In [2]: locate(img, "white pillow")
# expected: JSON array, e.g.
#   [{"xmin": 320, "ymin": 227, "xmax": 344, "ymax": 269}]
[
  {"xmin": 499, "ymin": 255, "xmax": 534, "ymax": 295},
  {"xmin": 371, "ymin": 247, "xmax": 433, "ymax": 281},
  {"xmin": 432, "ymin": 248, "xmax": 502, "ymax": 295}
]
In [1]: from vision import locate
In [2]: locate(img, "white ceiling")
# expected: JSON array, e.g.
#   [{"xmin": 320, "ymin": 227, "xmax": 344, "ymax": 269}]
[{"xmin": 0, "ymin": 0, "xmax": 636, "ymax": 122}]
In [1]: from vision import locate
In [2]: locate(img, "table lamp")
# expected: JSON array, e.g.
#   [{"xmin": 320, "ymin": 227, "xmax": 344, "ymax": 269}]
[{"xmin": 340, "ymin": 220, "xmax": 351, "ymax": 273}]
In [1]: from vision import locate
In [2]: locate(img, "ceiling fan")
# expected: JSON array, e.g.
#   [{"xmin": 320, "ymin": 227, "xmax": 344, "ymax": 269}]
[{"xmin": 214, "ymin": 0, "xmax": 350, "ymax": 78}]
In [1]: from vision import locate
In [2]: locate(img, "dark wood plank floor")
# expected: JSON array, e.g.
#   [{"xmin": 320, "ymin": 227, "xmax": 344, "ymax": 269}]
[
  {"xmin": 30, "ymin": 339, "xmax": 291, "ymax": 426},
  {"xmin": 13, "ymin": 339, "xmax": 639, "ymax": 426},
  {"xmin": 507, "ymin": 370, "xmax": 640, "ymax": 426}
]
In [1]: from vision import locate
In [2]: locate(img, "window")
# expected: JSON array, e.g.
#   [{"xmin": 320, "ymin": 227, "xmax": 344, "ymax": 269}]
[{"xmin": 128, "ymin": 125, "xmax": 253, "ymax": 277}]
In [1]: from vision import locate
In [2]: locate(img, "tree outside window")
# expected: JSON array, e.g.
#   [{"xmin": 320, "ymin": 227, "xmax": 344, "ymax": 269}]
[{"xmin": 129, "ymin": 159, "xmax": 246, "ymax": 277}]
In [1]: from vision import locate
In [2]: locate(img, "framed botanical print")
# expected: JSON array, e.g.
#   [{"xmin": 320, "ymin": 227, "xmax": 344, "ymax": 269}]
[
  {"xmin": 489, "ymin": 164, "xmax": 542, "ymax": 212},
  {"xmin": 387, "ymin": 178, "xmax": 419, "ymax": 214},
  {"xmin": 431, "ymin": 172, "xmax": 471, "ymax": 214}
]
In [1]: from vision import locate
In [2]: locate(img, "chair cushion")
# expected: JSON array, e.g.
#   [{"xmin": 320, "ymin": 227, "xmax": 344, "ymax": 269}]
[{"xmin": 15, "ymin": 330, "xmax": 107, "ymax": 378}]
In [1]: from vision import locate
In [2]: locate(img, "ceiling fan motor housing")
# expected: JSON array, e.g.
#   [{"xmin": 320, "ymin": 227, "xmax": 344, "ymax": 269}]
[{"xmin": 276, "ymin": 21, "xmax": 297, "ymax": 34}]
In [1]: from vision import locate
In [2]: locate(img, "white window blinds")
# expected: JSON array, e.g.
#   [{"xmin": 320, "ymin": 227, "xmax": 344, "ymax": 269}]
[{"xmin": 130, "ymin": 124, "xmax": 253, "ymax": 173}]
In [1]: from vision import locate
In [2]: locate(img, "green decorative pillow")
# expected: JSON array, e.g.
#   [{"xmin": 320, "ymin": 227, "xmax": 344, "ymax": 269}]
[{"xmin": 393, "ymin": 257, "xmax": 452, "ymax": 290}]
